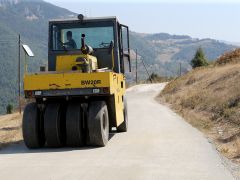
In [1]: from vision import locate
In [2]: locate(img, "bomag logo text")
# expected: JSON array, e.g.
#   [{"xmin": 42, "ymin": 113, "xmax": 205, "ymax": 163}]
[{"xmin": 81, "ymin": 80, "xmax": 102, "ymax": 86}]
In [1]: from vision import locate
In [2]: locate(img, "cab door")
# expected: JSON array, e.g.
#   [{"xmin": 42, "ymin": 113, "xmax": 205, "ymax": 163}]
[{"xmin": 119, "ymin": 24, "xmax": 131, "ymax": 74}]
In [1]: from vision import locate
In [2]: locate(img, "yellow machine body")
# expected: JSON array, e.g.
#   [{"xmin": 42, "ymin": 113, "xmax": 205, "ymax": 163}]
[
  {"xmin": 24, "ymin": 71, "xmax": 126, "ymax": 126},
  {"xmin": 56, "ymin": 54, "xmax": 98, "ymax": 72}
]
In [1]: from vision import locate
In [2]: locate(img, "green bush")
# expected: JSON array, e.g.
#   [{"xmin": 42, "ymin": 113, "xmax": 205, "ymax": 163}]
[
  {"xmin": 191, "ymin": 48, "xmax": 209, "ymax": 68},
  {"xmin": 148, "ymin": 73, "xmax": 172, "ymax": 83},
  {"xmin": 6, "ymin": 104, "xmax": 13, "ymax": 114},
  {"xmin": 149, "ymin": 73, "xmax": 158, "ymax": 81}
]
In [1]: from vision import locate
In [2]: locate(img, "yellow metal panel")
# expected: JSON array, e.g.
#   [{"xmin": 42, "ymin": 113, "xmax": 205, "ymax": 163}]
[
  {"xmin": 24, "ymin": 72, "xmax": 111, "ymax": 90},
  {"xmin": 56, "ymin": 54, "xmax": 98, "ymax": 72},
  {"xmin": 24, "ymin": 70, "xmax": 126, "ymax": 127},
  {"xmin": 109, "ymin": 73, "xmax": 126, "ymax": 126},
  {"xmin": 56, "ymin": 55, "xmax": 77, "ymax": 71}
]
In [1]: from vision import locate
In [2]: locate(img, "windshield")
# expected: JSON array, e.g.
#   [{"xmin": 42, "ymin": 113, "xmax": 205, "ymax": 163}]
[{"xmin": 51, "ymin": 22, "xmax": 114, "ymax": 50}]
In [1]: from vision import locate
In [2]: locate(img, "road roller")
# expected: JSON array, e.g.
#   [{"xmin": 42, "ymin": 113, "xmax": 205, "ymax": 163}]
[{"xmin": 22, "ymin": 15, "xmax": 131, "ymax": 148}]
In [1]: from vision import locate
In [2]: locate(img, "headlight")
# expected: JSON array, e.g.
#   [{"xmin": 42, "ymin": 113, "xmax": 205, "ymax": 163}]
[
  {"xmin": 34, "ymin": 91, "xmax": 42, "ymax": 96},
  {"xmin": 93, "ymin": 89, "xmax": 100, "ymax": 94}
]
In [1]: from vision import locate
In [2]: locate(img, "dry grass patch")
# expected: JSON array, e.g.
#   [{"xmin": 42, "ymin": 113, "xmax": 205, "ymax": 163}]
[
  {"xmin": 216, "ymin": 48, "xmax": 240, "ymax": 65},
  {"xmin": 0, "ymin": 113, "xmax": 22, "ymax": 149}
]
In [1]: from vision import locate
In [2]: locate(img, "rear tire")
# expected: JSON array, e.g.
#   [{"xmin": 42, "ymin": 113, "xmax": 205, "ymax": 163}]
[
  {"xmin": 117, "ymin": 97, "xmax": 128, "ymax": 132},
  {"xmin": 66, "ymin": 102, "xmax": 84, "ymax": 147},
  {"xmin": 87, "ymin": 101, "xmax": 109, "ymax": 147},
  {"xmin": 22, "ymin": 102, "xmax": 45, "ymax": 149},
  {"xmin": 44, "ymin": 103, "xmax": 66, "ymax": 147}
]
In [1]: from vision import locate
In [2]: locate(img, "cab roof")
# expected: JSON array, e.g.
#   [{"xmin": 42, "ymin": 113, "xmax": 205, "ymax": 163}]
[{"xmin": 49, "ymin": 16, "xmax": 118, "ymax": 24}]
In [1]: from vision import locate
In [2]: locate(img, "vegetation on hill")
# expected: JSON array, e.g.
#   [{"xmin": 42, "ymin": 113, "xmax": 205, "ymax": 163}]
[
  {"xmin": 216, "ymin": 48, "xmax": 240, "ymax": 65},
  {"xmin": 159, "ymin": 49, "xmax": 240, "ymax": 164},
  {"xmin": 148, "ymin": 73, "xmax": 173, "ymax": 83},
  {"xmin": 0, "ymin": 0, "xmax": 75, "ymax": 114},
  {"xmin": 190, "ymin": 48, "xmax": 208, "ymax": 68}
]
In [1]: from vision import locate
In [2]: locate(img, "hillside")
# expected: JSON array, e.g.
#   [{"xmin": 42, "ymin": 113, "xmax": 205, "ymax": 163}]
[
  {"xmin": 0, "ymin": 0, "xmax": 75, "ymax": 114},
  {"xmin": 0, "ymin": 0, "xmax": 237, "ymax": 114},
  {"xmin": 129, "ymin": 32, "xmax": 236, "ymax": 81},
  {"xmin": 159, "ymin": 49, "xmax": 240, "ymax": 164}
]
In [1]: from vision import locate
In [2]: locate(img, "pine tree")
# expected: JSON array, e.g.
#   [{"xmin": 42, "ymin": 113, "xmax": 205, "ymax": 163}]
[{"xmin": 191, "ymin": 48, "xmax": 209, "ymax": 68}]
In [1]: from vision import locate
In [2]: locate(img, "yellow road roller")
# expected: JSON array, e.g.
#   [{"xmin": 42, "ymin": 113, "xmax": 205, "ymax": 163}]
[{"xmin": 22, "ymin": 14, "xmax": 131, "ymax": 148}]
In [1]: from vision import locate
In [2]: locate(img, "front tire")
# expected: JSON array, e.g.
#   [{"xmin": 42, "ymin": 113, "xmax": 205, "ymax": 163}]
[
  {"xmin": 87, "ymin": 101, "xmax": 109, "ymax": 147},
  {"xmin": 66, "ymin": 102, "xmax": 84, "ymax": 147},
  {"xmin": 22, "ymin": 103, "xmax": 45, "ymax": 149},
  {"xmin": 44, "ymin": 103, "xmax": 66, "ymax": 147}
]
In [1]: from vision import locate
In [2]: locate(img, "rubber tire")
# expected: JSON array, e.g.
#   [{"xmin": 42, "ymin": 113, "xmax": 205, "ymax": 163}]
[
  {"xmin": 22, "ymin": 102, "xmax": 45, "ymax": 149},
  {"xmin": 117, "ymin": 98, "xmax": 128, "ymax": 132},
  {"xmin": 44, "ymin": 103, "xmax": 66, "ymax": 147},
  {"xmin": 87, "ymin": 101, "xmax": 109, "ymax": 147},
  {"xmin": 66, "ymin": 102, "xmax": 84, "ymax": 147}
]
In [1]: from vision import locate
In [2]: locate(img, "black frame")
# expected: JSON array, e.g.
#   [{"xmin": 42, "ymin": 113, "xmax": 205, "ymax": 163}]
[
  {"xmin": 119, "ymin": 24, "xmax": 131, "ymax": 73},
  {"xmin": 48, "ymin": 17, "xmax": 131, "ymax": 74}
]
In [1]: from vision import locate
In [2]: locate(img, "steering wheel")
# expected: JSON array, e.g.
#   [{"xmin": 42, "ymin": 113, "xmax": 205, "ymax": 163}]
[{"xmin": 58, "ymin": 39, "xmax": 67, "ymax": 51}]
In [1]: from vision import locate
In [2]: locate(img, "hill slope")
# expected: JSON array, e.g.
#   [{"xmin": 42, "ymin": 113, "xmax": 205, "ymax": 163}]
[
  {"xmin": 159, "ymin": 49, "xmax": 240, "ymax": 164},
  {"xmin": 0, "ymin": 0, "xmax": 75, "ymax": 114},
  {"xmin": 0, "ymin": 0, "xmax": 237, "ymax": 114}
]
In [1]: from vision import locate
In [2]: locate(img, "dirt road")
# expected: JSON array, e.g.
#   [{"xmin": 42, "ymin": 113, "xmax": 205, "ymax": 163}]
[{"xmin": 0, "ymin": 84, "xmax": 234, "ymax": 180}]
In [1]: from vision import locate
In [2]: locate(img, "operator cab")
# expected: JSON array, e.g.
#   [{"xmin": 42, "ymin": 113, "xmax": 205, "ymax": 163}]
[{"xmin": 48, "ymin": 15, "xmax": 131, "ymax": 73}]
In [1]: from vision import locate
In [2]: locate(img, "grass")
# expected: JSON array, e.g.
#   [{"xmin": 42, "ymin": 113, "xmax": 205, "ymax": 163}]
[
  {"xmin": 159, "ymin": 61, "xmax": 240, "ymax": 164},
  {"xmin": 0, "ymin": 113, "xmax": 22, "ymax": 149}
]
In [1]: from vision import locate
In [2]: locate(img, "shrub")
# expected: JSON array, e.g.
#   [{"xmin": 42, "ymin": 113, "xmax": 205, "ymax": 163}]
[
  {"xmin": 191, "ymin": 48, "xmax": 209, "ymax": 68},
  {"xmin": 6, "ymin": 104, "xmax": 13, "ymax": 114}
]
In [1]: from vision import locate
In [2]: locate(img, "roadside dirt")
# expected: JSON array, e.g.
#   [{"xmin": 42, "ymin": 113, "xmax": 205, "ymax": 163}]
[{"xmin": 0, "ymin": 113, "xmax": 22, "ymax": 149}]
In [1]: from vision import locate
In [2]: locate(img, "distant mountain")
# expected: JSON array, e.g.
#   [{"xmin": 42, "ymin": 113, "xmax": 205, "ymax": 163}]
[
  {"xmin": 0, "ymin": 0, "xmax": 237, "ymax": 114},
  {"xmin": 220, "ymin": 40, "xmax": 240, "ymax": 47},
  {"xmin": 128, "ymin": 32, "xmax": 237, "ymax": 82},
  {"xmin": 144, "ymin": 33, "xmax": 191, "ymax": 41}
]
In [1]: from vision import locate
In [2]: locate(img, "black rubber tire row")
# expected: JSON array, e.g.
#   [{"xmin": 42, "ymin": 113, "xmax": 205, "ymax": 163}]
[{"xmin": 22, "ymin": 100, "xmax": 128, "ymax": 149}]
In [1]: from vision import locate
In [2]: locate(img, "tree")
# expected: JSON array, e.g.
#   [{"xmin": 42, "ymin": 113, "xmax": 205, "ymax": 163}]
[
  {"xmin": 191, "ymin": 48, "xmax": 209, "ymax": 68},
  {"xmin": 6, "ymin": 104, "xmax": 13, "ymax": 114},
  {"xmin": 149, "ymin": 73, "xmax": 158, "ymax": 81}
]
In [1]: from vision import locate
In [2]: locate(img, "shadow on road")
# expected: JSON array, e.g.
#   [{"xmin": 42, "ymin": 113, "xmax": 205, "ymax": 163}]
[{"xmin": 0, "ymin": 132, "xmax": 116, "ymax": 155}]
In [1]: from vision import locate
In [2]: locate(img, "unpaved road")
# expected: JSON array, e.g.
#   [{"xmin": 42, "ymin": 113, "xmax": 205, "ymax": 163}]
[{"xmin": 0, "ymin": 84, "xmax": 234, "ymax": 180}]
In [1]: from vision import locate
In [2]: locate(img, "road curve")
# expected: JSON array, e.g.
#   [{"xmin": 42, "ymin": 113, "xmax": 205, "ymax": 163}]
[{"xmin": 0, "ymin": 83, "xmax": 233, "ymax": 180}]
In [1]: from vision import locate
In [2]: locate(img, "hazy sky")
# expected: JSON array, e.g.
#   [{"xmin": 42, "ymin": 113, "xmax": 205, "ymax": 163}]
[{"xmin": 44, "ymin": 0, "xmax": 240, "ymax": 42}]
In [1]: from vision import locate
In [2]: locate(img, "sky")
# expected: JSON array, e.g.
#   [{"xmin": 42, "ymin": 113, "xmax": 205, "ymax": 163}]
[{"xmin": 44, "ymin": 0, "xmax": 240, "ymax": 42}]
